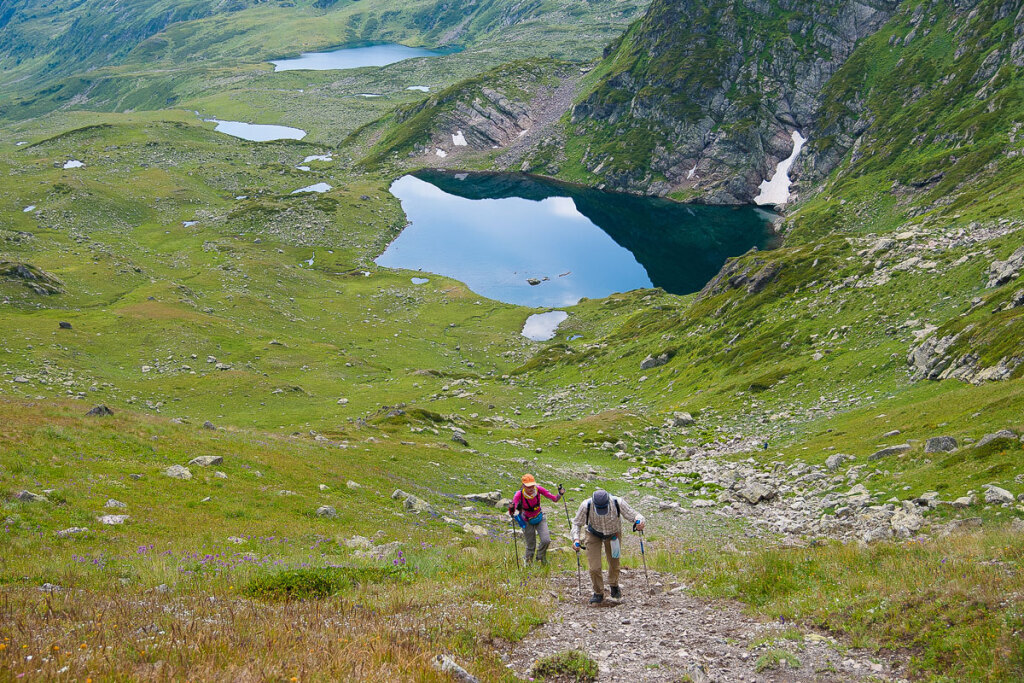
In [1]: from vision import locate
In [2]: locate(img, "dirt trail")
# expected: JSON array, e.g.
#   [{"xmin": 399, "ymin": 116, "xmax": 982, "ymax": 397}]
[{"xmin": 503, "ymin": 569, "xmax": 907, "ymax": 682}]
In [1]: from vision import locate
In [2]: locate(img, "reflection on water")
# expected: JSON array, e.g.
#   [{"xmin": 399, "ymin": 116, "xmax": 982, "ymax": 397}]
[
  {"xmin": 377, "ymin": 171, "xmax": 776, "ymax": 307},
  {"xmin": 271, "ymin": 43, "xmax": 456, "ymax": 71}
]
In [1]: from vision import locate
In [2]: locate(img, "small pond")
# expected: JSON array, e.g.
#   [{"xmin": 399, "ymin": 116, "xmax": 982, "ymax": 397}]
[
  {"xmin": 522, "ymin": 311, "xmax": 569, "ymax": 341},
  {"xmin": 376, "ymin": 171, "xmax": 777, "ymax": 307},
  {"xmin": 271, "ymin": 43, "xmax": 457, "ymax": 71},
  {"xmin": 212, "ymin": 120, "xmax": 306, "ymax": 142}
]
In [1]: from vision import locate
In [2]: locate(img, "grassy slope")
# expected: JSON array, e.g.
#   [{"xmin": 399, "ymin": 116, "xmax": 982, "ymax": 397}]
[{"xmin": 1, "ymin": 0, "xmax": 1024, "ymax": 679}]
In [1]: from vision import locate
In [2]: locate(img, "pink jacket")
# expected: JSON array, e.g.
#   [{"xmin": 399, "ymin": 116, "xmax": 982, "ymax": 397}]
[{"xmin": 511, "ymin": 486, "xmax": 560, "ymax": 520}]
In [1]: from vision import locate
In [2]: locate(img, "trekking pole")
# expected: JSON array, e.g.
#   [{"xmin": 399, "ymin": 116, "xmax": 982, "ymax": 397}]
[
  {"xmin": 560, "ymin": 485, "xmax": 581, "ymax": 596},
  {"xmin": 510, "ymin": 517, "xmax": 523, "ymax": 585},
  {"xmin": 633, "ymin": 521, "xmax": 650, "ymax": 594}
]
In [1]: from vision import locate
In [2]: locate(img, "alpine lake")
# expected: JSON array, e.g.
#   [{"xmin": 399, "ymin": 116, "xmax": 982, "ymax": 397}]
[{"xmin": 376, "ymin": 171, "xmax": 780, "ymax": 309}]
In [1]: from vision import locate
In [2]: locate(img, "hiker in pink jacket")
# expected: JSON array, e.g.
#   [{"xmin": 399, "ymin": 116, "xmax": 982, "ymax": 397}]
[{"xmin": 508, "ymin": 473, "xmax": 564, "ymax": 565}]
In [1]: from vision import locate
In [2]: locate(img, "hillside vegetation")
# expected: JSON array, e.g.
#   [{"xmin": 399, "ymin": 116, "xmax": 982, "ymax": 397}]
[{"xmin": 2, "ymin": 0, "xmax": 1023, "ymax": 679}]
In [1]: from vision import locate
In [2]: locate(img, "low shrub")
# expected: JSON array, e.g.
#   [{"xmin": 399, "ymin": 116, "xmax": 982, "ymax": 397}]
[
  {"xmin": 243, "ymin": 566, "xmax": 408, "ymax": 600},
  {"xmin": 531, "ymin": 649, "xmax": 599, "ymax": 682}
]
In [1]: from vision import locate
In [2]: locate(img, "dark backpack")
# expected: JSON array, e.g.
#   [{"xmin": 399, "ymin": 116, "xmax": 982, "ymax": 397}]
[{"xmin": 585, "ymin": 498, "xmax": 621, "ymax": 539}]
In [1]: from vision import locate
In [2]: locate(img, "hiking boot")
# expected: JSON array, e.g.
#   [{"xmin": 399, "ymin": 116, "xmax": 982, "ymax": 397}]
[
  {"xmin": 589, "ymin": 593, "xmax": 604, "ymax": 605},
  {"xmin": 610, "ymin": 585, "xmax": 621, "ymax": 599}
]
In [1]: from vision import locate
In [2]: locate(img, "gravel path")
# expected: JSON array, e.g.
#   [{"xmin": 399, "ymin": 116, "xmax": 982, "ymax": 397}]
[{"xmin": 504, "ymin": 569, "xmax": 907, "ymax": 682}]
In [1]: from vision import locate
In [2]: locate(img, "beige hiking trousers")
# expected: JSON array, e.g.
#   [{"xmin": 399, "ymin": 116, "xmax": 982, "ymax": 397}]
[{"xmin": 585, "ymin": 530, "xmax": 620, "ymax": 594}]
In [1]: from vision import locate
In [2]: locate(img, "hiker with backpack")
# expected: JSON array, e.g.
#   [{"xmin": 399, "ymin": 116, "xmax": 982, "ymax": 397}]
[
  {"xmin": 508, "ymin": 474, "xmax": 564, "ymax": 565},
  {"xmin": 571, "ymin": 489, "xmax": 645, "ymax": 604}
]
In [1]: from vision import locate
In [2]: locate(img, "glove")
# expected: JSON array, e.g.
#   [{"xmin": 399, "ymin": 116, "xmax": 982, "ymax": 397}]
[
  {"xmin": 557, "ymin": 484, "xmax": 565, "ymax": 496},
  {"xmin": 507, "ymin": 506, "xmax": 515, "ymax": 517}
]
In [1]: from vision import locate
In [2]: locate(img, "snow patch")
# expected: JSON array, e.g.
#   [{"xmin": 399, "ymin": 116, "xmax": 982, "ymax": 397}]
[
  {"xmin": 435, "ymin": 149, "xmax": 448, "ymax": 158},
  {"xmin": 754, "ymin": 131, "xmax": 805, "ymax": 206},
  {"xmin": 63, "ymin": 160, "xmax": 84, "ymax": 169},
  {"xmin": 302, "ymin": 155, "xmax": 333, "ymax": 163},
  {"xmin": 687, "ymin": 163, "xmax": 698, "ymax": 180},
  {"xmin": 23, "ymin": 205, "xmax": 36, "ymax": 212},
  {"xmin": 452, "ymin": 131, "xmax": 467, "ymax": 146},
  {"xmin": 407, "ymin": 86, "xmax": 430, "ymax": 92}
]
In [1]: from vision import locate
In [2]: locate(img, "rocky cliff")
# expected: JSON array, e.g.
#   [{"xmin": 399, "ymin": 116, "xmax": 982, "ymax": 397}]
[{"xmin": 558, "ymin": 0, "xmax": 901, "ymax": 203}]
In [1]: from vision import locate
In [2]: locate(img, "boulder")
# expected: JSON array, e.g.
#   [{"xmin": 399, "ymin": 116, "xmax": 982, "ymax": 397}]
[
  {"xmin": 403, "ymin": 495, "xmax": 436, "ymax": 514},
  {"xmin": 59, "ymin": 321, "xmax": 72, "ymax": 329},
  {"xmin": 950, "ymin": 494, "xmax": 975, "ymax": 509},
  {"xmin": 104, "ymin": 499, "xmax": 127, "ymax": 509},
  {"xmin": 890, "ymin": 504, "xmax": 924, "ymax": 538},
  {"xmin": 983, "ymin": 485, "xmax": 1015, "ymax": 505},
  {"xmin": 344, "ymin": 535, "xmax": 373, "ymax": 550},
  {"xmin": 987, "ymin": 245, "xmax": 1024, "ymax": 287},
  {"xmin": 214, "ymin": 471, "xmax": 227, "ymax": 479},
  {"xmin": 974, "ymin": 430, "xmax": 1017, "ymax": 449},
  {"xmin": 346, "ymin": 480, "xmax": 361, "ymax": 490},
  {"xmin": 15, "ymin": 490, "xmax": 47, "ymax": 503},
  {"xmin": 188, "ymin": 455, "xmax": 223, "ymax": 467},
  {"xmin": 164, "ymin": 465, "xmax": 192, "ymax": 480},
  {"xmin": 202, "ymin": 420, "xmax": 216, "ymax": 430},
  {"xmin": 461, "ymin": 491, "xmax": 502, "ymax": 505},
  {"xmin": 462, "ymin": 523, "xmax": 488, "ymax": 536},
  {"xmin": 825, "ymin": 453, "xmax": 852, "ymax": 472},
  {"xmin": 451, "ymin": 432, "xmax": 469, "ymax": 447},
  {"xmin": 97, "ymin": 514, "xmax": 128, "ymax": 525},
  {"xmin": 736, "ymin": 482, "xmax": 777, "ymax": 505},
  {"xmin": 670, "ymin": 412, "xmax": 695, "ymax": 427},
  {"xmin": 316, "ymin": 506, "xmax": 337, "ymax": 518},
  {"xmin": 85, "ymin": 405, "xmax": 113, "ymax": 417},
  {"xmin": 924, "ymin": 436, "xmax": 958, "ymax": 453},
  {"xmin": 868, "ymin": 444, "xmax": 911, "ymax": 461},
  {"xmin": 640, "ymin": 352, "xmax": 670, "ymax": 370}
]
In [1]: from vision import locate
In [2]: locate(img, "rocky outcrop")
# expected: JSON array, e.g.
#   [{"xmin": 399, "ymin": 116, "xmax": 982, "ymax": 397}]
[
  {"xmin": 699, "ymin": 251, "xmax": 782, "ymax": 299},
  {"xmin": 1, "ymin": 261, "xmax": 64, "ymax": 295},
  {"xmin": 908, "ymin": 329, "xmax": 1023, "ymax": 383},
  {"xmin": 566, "ymin": 0, "xmax": 901, "ymax": 201},
  {"xmin": 987, "ymin": 245, "xmax": 1024, "ymax": 288}
]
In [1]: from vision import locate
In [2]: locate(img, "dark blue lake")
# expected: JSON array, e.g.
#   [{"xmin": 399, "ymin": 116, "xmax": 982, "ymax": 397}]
[{"xmin": 376, "ymin": 171, "xmax": 777, "ymax": 307}]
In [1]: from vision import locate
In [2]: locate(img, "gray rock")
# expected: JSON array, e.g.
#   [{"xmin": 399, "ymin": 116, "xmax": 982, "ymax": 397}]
[
  {"xmin": 939, "ymin": 517, "xmax": 983, "ymax": 537},
  {"xmin": 104, "ymin": 499, "xmax": 127, "ymax": 509},
  {"xmin": 403, "ymin": 494, "xmax": 436, "ymax": 515},
  {"xmin": 983, "ymin": 485, "xmax": 1015, "ymax": 504},
  {"xmin": 825, "ymin": 453, "xmax": 852, "ymax": 472},
  {"xmin": 214, "ymin": 471, "xmax": 227, "ymax": 479},
  {"xmin": 974, "ymin": 430, "xmax": 1017, "ymax": 449},
  {"xmin": 950, "ymin": 494, "xmax": 975, "ymax": 509},
  {"xmin": 670, "ymin": 411, "xmax": 695, "ymax": 427},
  {"xmin": 461, "ymin": 491, "xmax": 502, "ymax": 505},
  {"xmin": 202, "ymin": 420, "xmax": 216, "ymax": 430},
  {"xmin": 316, "ymin": 505, "xmax": 337, "ymax": 518},
  {"xmin": 867, "ymin": 444, "xmax": 911, "ymax": 461},
  {"xmin": 59, "ymin": 321, "xmax": 72, "ymax": 329},
  {"xmin": 188, "ymin": 455, "xmax": 223, "ymax": 467},
  {"xmin": 15, "ymin": 490, "xmax": 47, "ymax": 503},
  {"xmin": 97, "ymin": 514, "xmax": 128, "ymax": 525},
  {"xmin": 736, "ymin": 482, "xmax": 777, "ymax": 505},
  {"xmin": 85, "ymin": 404, "xmax": 113, "ymax": 417},
  {"xmin": 881, "ymin": 429, "xmax": 901, "ymax": 438},
  {"xmin": 56, "ymin": 527, "xmax": 89, "ymax": 537},
  {"xmin": 164, "ymin": 465, "xmax": 192, "ymax": 480},
  {"xmin": 640, "ymin": 352, "xmax": 671, "ymax": 370},
  {"xmin": 346, "ymin": 480, "xmax": 361, "ymax": 489},
  {"xmin": 890, "ymin": 506, "xmax": 924, "ymax": 538},
  {"xmin": 462, "ymin": 523, "xmax": 488, "ymax": 536},
  {"xmin": 451, "ymin": 432, "xmax": 469, "ymax": 447},
  {"xmin": 987, "ymin": 245, "xmax": 1024, "ymax": 287},
  {"xmin": 924, "ymin": 436, "xmax": 958, "ymax": 453},
  {"xmin": 227, "ymin": 536, "xmax": 246, "ymax": 544},
  {"xmin": 344, "ymin": 535, "xmax": 373, "ymax": 550}
]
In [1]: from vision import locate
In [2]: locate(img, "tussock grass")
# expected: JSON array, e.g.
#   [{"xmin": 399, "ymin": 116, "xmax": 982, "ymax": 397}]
[
  {"xmin": 531, "ymin": 649, "xmax": 599, "ymax": 682},
  {"xmin": 653, "ymin": 527, "xmax": 1024, "ymax": 681}
]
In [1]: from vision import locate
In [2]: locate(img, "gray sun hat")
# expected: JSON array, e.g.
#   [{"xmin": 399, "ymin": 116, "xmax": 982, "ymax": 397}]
[{"xmin": 592, "ymin": 489, "xmax": 611, "ymax": 515}]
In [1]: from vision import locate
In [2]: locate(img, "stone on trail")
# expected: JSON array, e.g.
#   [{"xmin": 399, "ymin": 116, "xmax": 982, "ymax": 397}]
[
  {"xmin": 97, "ymin": 514, "xmax": 128, "ymax": 525},
  {"xmin": 188, "ymin": 455, "xmax": 223, "ymax": 467},
  {"xmin": 868, "ymin": 443, "xmax": 911, "ymax": 461},
  {"xmin": 983, "ymin": 485, "xmax": 1015, "ymax": 504},
  {"xmin": 85, "ymin": 404, "xmax": 113, "ymax": 417},
  {"xmin": 15, "ymin": 490, "xmax": 48, "ymax": 503},
  {"xmin": 316, "ymin": 505, "xmax": 337, "ymax": 518},
  {"xmin": 164, "ymin": 465, "xmax": 192, "ymax": 480},
  {"xmin": 974, "ymin": 430, "xmax": 1017, "ymax": 449},
  {"xmin": 924, "ymin": 436, "xmax": 958, "ymax": 453}
]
